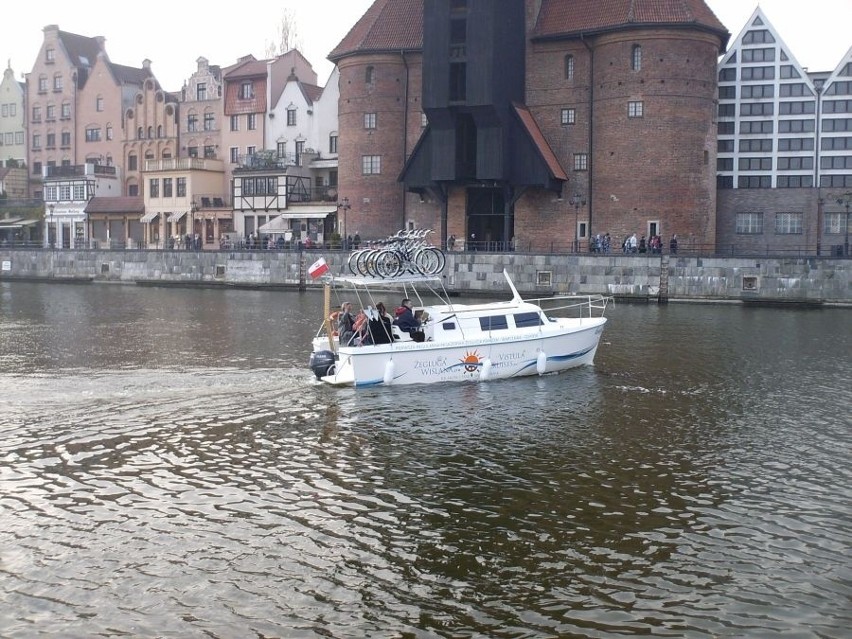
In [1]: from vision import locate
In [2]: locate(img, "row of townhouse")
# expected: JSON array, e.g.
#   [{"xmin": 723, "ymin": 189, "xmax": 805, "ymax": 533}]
[
  {"xmin": 1, "ymin": 2, "xmax": 851, "ymax": 256},
  {"xmin": 0, "ymin": 24, "xmax": 342, "ymax": 248}
]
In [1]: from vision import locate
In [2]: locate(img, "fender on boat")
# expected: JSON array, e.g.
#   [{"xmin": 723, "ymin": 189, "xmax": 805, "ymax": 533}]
[
  {"xmin": 480, "ymin": 358, "xmax": 493, "ymax": 381},
  {"xmin": 536, "ymin": 351, "xmax": 547, "ymax": 375},
  {"xmin": 383, "ymin": 360, "xmax": 396, "ymax": 385}
]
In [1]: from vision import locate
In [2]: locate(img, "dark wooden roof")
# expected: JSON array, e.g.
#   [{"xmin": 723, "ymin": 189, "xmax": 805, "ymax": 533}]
[
  {"xmin": 532, "ymin": 0, "xmax": 728, "ymax": 45},
  {"xmin": 84, "ymin": 196, "xmax": 145, "ymax": 214},
  {"xmin": 328, "ymin": 0, "xmax": 423, "ymax": 62}
]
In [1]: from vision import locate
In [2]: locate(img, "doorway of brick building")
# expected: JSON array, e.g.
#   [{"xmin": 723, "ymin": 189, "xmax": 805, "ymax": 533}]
[{"xmin": 466, "ymin": 186, "xmax": 513, "ymax": 251}]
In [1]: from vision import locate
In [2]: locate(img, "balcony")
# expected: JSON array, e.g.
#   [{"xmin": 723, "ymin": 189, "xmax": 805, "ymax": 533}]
[
  {"xmin": 45, "ymin": 163, "xmax": 117, "ymax": 178},
  {"xmin": 195, "ymin": 194, "xmax": 230, "ymax": 209},
  {"xmin": 144, "ymin": 157, "xmax": 225, "ymax": 172}
]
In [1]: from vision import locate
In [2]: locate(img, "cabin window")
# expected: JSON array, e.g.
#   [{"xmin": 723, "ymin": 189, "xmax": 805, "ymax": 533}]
[
  {"xmin": 441, "ymin": 322, "xmax": 457, "ymax": 331},
  {"xmin": 513, "ymin": 312, "xmax": 543, "ymax": 328},
  {"xmin": 479, "ymin": 316, "xmax": 508, "ymax": 331}
]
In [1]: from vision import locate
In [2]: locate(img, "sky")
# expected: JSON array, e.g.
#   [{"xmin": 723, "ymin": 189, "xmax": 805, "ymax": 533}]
[{"xmin": 1, "ymin": 0, "xmax": 849, "ymax": 91}]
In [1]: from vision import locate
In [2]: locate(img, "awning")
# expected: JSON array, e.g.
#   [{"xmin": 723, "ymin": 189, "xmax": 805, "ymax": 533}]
[
  {"xmin": 167, "ymin": 211, "xmax": 186, "ymax": 223},
  {"xmin": 0, "ymin": 218, "xmax": 40, "ymax": 229},
  {"xmin": 258, "ymin": 207, "xmax": 335, "ymax": 233},
  {"xmin": 140, "ymin": 212, "xmax": 159, "ymax": 223}
]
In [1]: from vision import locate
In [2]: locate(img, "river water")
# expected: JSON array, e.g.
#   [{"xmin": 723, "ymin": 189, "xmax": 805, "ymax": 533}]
[{"xmin": 0, "ymin": 281, "xmax": 850, "ymax": 638}]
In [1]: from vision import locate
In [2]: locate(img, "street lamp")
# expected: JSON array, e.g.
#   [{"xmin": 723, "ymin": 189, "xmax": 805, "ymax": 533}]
[
  {"xmin": 337, "ymin": 196, "xmax": 350, "ymax": 249},
  {"xmin": 47, "ymin": 203, "xmax": 55, "ymax": 248},
  {"xmin": 569, "ymin": 193, "xmax": 586, "ymax": 253}
]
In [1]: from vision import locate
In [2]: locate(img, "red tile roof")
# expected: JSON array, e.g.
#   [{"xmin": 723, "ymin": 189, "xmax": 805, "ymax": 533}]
[
  {"xmin": 328, "ymin": 0, "xmax": 423, "ymax": 62},
  {"xmin": 512, "ymin": 103, "xmax": 568, "ymax": 181},
  {"xmin": 532, "ymin": 0, "xmax": 728, "ymax": 42}
]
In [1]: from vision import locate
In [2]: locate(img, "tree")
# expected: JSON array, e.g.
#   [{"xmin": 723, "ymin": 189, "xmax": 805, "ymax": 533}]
[{"xmin": 265, "ymin": 9, "xmax": 303, "ymax": 58}]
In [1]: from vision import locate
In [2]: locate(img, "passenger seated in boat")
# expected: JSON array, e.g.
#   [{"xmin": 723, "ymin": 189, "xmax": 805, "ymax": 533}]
[
  {"xmin": 338, "ymin": 302, "xmax": 355, "ymax": 346},
  {"xmin": 394, "ymin": 298, "xmax": 425, "ymax": 342},
  {"xmin": 353, "ymin": 309, "xmax": 369, "ymax": 345},
  {"xmin": 368, "ymin": 302, "xmax": 394, "ymax": 345}
]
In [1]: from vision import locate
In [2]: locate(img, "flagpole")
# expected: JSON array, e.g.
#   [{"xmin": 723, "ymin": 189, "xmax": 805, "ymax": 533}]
[{"xmin": 323, "ymin": 282, "xmax": 334, "ymax": 351}]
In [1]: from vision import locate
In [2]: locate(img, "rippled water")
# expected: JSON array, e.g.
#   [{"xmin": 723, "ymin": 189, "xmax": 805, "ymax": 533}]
[{"xmin": 1, "ymin": 282, "xmax": 850, "ymax": 638}]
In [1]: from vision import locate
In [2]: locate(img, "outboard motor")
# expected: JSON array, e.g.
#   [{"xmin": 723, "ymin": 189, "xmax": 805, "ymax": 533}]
[{"xmin": 309, "ymin": 350, "xmax": 336, "ymax": 380}]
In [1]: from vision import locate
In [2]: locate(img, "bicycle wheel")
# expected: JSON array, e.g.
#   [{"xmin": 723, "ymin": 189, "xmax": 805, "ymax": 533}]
[{"xmin": 374, "ymin": 250, "xmax": 403, "ymax": 278}]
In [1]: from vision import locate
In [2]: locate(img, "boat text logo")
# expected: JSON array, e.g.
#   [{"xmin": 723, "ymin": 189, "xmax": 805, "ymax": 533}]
[{"xmin": 461, "ymin": 350, "xmax": 481, "ymax": 373}]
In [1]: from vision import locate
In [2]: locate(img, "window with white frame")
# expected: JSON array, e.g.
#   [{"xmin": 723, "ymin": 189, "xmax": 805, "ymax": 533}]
[
  {"xmin": 561, "ymin": 108, "xmax": 575, "ymax": 125},
  {"xmin": 573, "ymin": 153, "xmax": 588, "ymax": 171},
  {"xmin": 247, "ymin": 113, "xmax": 257, "ymax": 130},
  {"xmin": 45, "ymin": 186, "xmax": 57, "ymax": 200},
  {"xmin": 149, "ymin": 178, "xmax": 159, "ymax": 198},
  {"xmin": 364, "ymin": 113, "xmax": 377, "ymax": 129},
  {"xmin": 53, "ymin": 74, "xmax": 63, "ymax": 91},
  {"xmin": 240, "ymin": 82, "xmax": 253, "ymax": 99},
  {"xmin": 46, "ymin": 48, "xmax": 55, "ymax": 63},
  {"xmin": 61, "ymin": 102, "xmax": 70, "ymax": 119},
  {"xmin": 230, "ymin": 147, "xmax": 239, "ymax": 163},
  {"xmin": 204, "ymin": 111, "xmax": 214, "ymax": 131},
  {"xmin": 329, "ymin": 134, "xmax": 338, "ymax": 154},
  {"xmin": 85, "ymin": 127, "xmax": 101, "ymax": 142},
  {"xmin": 277, "ymin": 141, "xmax": 286, "ymax": 158},
  {"xmin": 230, "ymin": 115, "xmax": 239, "ymax": 131},
  {"xmin": 38, "ymin": 76, "xmax": 47, "ymax": 92},
  {"xmin": 362, "ymin": 155, "xmax": 381, "ymax": 175},
  {"xmin": 287, "ymin": 108, "xmax": 297, "ymax": 126},
  {"xmin": 736, "ymin": 212, "xmax": 764, "ymax": 234},
  {"xmin": 564, "ymin": 54, "xmax": 574, "ymax": 80},
  {"xmin": 73, "ymin": 184, "xmax": 85, "ymax": 200},
  {"xmin": 628, "ymin": 101, "xmax": 644, "ymax": 118},
  {"xmin": 197, "ymin": 83, "xmax": 207, "ymax": 101},
  {"xmin": 775, "ymin": 212, "xmax": 802, "ymax": 234},
  {"xmin": 824, "ymin": 213, "xmax": 849, "ymax": 234},
  {"xmin": 96, "ymin": 96, "xmax": 104, "ymax": 112},
  {"xmin": 59, "ymin": 185, "xmax": 71, "ymax": 200},
  {"xmin": 631, "ymin": 45, "xmax": 642, "ymax": 71}
]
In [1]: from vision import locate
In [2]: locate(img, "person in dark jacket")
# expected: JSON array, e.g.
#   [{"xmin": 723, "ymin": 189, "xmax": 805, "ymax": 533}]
[
  {"xmin": 369, "ymin": 302, "xmax": 394, "ymax": 344},
  {"xmin": 393, "ymin": 298, "xmax": 421, "ymax": 334},
  {"xmin": 337, "ymin": 302, "xmax": 355, "ymax": 346}
]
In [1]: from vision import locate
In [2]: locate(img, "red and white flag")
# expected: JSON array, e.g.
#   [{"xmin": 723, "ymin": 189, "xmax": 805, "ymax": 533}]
[{"xmin": 308, "ymin": 256, "xmax": 329, "ymax": 278}]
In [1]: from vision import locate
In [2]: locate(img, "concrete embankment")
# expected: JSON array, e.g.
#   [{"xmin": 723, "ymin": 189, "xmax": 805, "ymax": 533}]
[{"xmin": 1, "ymin": 249, "xmax": 849, "ymax": 306}]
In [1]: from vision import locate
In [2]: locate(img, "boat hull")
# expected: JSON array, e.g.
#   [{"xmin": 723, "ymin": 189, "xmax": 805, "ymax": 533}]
[{"xmin": 318, "ymin": 318, "xmax": 606, "ymax": 387}]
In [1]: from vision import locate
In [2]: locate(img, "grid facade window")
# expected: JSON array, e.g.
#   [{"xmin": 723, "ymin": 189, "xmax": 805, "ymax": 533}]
[
  {"xmin": 362, "ymin": 155, "xmax": 381, "ymax": 175},
  {"xmin": 573, "ymin": 153, "xmax": 588, "ymax": 171},
  {"xmin": 364, "ymin": 113, "xmax": 377, "ymax": 129},
  {"xmin": 149, "ymin": 178, "xmax": 159, "ymax": 198},
  {"xmin": 736, "ymin": 212, "xmax": 764, "ymax": 234},
  {"xmin": 775, "ymin": 212, "xmax": 802, "ymax": 234},
  {"xmin": 628, "ymin": 101, "xmax": 643, "ymax": 118},
  {"xmin": 287, "ymin": 109, "xmax": 296, "ymax": 126},
  {"xmin": 560, "ymin": 108, "xmax": 575, "ymax": 125}
]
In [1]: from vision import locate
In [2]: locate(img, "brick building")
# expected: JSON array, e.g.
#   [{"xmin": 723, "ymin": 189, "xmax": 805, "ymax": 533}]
[{"xmin": 330, "ymin": 0, "xmax": 729, "ymax": 251}]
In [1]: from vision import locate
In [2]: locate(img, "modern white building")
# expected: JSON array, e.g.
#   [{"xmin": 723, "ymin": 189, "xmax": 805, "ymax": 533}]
[{"xmin": 716, "ymin": 7, "xmax": 852, "ymax": 255}]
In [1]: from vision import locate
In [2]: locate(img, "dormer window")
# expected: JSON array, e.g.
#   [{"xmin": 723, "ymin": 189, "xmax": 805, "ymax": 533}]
[{"xmin": 240, "ymin": 81, "xmax": 254, "ymax": 99}]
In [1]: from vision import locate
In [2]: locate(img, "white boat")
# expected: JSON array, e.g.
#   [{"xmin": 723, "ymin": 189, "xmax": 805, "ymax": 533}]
[{"xmin": 309, "ymin": 270, "xmax": 612, "ymax": 387}]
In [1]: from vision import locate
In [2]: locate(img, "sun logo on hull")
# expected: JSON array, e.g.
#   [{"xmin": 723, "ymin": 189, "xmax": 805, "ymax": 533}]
[{"xmin": 461, "ymin": 350, "xmax": 481, "ymax": 373}]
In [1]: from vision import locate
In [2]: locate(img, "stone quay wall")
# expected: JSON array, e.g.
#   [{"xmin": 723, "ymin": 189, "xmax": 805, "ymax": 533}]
[{"xmin": 1, "ymin": 249, "xmax": 850, "ymax": 306}]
